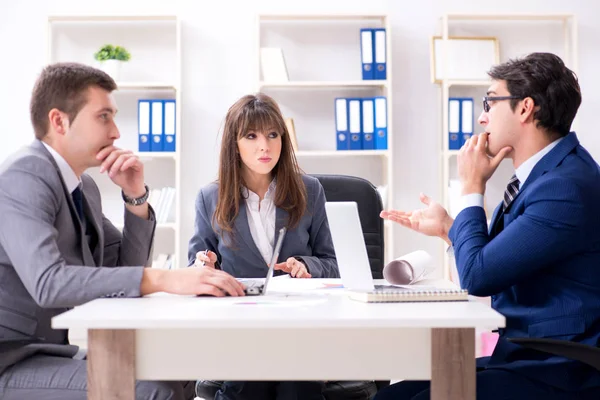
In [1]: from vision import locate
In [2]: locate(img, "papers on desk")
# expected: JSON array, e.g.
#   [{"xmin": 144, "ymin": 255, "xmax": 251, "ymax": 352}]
[
  {"xmin": 237, "ymin": 274, "xmax": 291, "ymax": 285},
  {"xmin": 382, "ymin": 250, "xmax": 435, "ymax": 285},
  {"xmin": 232, "ymin": 294, "xmax": 328, "ymax": 307},
  {"xmin": 347, "ymin": 287, "xmax": 469, "ymax": 303}
]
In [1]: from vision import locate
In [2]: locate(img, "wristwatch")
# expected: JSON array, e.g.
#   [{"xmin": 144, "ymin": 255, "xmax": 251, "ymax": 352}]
[{"xmin": 121, "ymin": 184, "xmax": 150, "ymax": 206}]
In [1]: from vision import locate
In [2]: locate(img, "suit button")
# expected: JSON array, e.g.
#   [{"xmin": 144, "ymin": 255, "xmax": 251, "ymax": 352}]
[
  {"xmin": 111, "ymin": 293, "xmax": 118, "ymax": 298},
  {"xmin": 118, "ymin": 291, "xmax": 125, "ymax": 297}
]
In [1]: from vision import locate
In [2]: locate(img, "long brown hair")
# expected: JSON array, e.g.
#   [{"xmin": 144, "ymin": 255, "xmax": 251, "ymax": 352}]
[{"xmin": 214, "ymin": 93, "xmax": 307, "ymax": 243}]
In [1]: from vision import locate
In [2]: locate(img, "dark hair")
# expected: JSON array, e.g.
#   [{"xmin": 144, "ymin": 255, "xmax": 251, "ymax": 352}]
[
  {"xmin": 487, "ymin": 52, "xmax": 581, "ymax": 137},
  {"xmin": 215, "ymin": 93, "xmax": 307, "ymax": 242},
  {"xmin": 30, "ymin": 62, "xmax": 117, "ymax": 140}
]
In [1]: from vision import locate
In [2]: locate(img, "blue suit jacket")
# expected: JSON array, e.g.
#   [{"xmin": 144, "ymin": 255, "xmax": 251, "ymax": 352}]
[
  {"xmin": 449, "ymin": 132, "xmax": 600, "ymax": 391},
  {"xmin": 188, "ymin": 175, "xmax": 339, "ymax": 279}
]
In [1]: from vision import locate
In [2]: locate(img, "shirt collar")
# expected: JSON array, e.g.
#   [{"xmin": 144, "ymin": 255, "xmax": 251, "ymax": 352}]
[
  {"xmin": 515, "ymin": 136, "xmax": 564, "ymax": 187},
  {"xmin": 42, "ymin": 141, "xmax": 81, "ymax": 193},
  {"xmin": 242, "ymin": 178, "xmax": 277, "ymax": 202}
]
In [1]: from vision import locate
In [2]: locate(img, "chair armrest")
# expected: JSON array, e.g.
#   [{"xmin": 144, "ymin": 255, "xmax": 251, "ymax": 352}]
[{"xmin": 508, "ymin": 337, "xmax": 600, "ymax": 371}]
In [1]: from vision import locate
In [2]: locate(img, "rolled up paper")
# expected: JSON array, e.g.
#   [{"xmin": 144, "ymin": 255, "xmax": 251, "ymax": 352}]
[{"xmin": 383, "ymin": 250, "xmax": 434, "ymax": 285}]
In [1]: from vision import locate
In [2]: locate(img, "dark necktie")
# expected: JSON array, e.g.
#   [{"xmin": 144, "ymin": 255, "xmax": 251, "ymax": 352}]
[
  {"xmin": 503, "ymin": 174, "xmax": 520, "ymax": 210},
  {"xmin": 72, "ymin": 186, "xmax": 84, "ymax": 222}
]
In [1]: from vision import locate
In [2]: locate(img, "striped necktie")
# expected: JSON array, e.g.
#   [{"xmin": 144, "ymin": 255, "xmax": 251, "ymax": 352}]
[{"xmin": 503, "ymin": 174, "xmax": 520, "ymax": 210}]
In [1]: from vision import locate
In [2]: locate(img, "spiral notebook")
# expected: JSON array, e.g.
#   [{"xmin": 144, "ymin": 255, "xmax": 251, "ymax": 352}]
[{"xmin": 347, "ymin": 287, "xmax": 469, "ymax": 303}]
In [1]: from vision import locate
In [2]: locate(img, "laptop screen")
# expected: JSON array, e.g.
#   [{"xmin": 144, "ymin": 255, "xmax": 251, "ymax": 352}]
[
  {"xmin": 325, "ymin": 201, "xmax": 375, "ymax": 291},
  {"xmin": 262, "ymin": 226, "xmax": 287, "ymax": 293}
]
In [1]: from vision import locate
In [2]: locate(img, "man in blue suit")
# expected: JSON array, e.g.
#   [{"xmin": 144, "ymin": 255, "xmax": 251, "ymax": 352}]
[{"xmin": 377, "ymin": 52, "xmax": 600, "ymax": 399}]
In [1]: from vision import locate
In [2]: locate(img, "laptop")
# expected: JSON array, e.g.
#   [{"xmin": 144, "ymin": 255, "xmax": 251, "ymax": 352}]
[
  {"xmin": 324, "ymin": 202, "xmax": 390, "ymax": 291},
  {"xmin": 238, "ymin": 226, "xmax": 287, "ymax": 296}
]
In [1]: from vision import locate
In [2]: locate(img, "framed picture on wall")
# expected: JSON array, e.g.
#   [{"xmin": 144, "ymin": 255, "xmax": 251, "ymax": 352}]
[{"xmin": 430, "ymin": 36, "xmax": 499, "ymax": 83}]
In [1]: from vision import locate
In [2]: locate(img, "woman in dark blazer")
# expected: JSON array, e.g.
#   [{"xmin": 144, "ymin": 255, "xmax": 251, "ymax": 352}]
[{"xmin": 188, "ymin": 93, "xmax": 339, "ymax": 400}]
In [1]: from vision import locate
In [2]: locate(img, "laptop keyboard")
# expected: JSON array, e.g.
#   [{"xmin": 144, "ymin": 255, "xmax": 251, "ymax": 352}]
[{"xmin": 237, "ymin": 278, "xmax": 263, "ymax": 288}]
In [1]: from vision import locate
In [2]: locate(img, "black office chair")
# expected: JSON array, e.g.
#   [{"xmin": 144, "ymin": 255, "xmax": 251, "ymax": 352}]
[
  {"xmin": 196, "ymin": 174, "xmax": 387, "ymax": 400},
  {"xmin": 507, "ymin": 338, "xmax": 600, "ymax": 371},
  {"xmin": 312, "ymin": 174, "xmax": 385, "ymax": 280}
]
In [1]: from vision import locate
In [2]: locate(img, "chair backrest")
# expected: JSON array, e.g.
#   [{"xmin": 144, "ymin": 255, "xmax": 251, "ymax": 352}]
[{"xmin": 311, "ymin": 174, "xmax": 385, "ymax": 279}]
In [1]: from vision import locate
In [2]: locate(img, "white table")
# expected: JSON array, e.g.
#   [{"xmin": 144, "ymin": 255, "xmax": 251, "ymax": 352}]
[{"xmin": 52, "ymin": 278, "xmax": 504, "ymax": 400}]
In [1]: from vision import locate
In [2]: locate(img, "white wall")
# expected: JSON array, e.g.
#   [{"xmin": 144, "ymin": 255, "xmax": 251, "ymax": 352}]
[{"xmin": 1, "ymin": 0, "xmax": 598, "ymax": 273}]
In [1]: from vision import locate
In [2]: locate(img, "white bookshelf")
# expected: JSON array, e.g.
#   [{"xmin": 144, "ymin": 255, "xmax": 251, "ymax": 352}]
[
  {"xmin": 47, "ymin": 15, "xmax": 183, "ymax": 269},
  {"xmin": 295, "ymin": 150, "xmax": 389, "ymax": 157},
  {"xmin": 257, "ymin": 14, "xmax": 395, "ymax": 264},
  {"xmin": 435, "ymin": 13, "xmax": 578, "ymax": 279},
  {"xmin": 259, "ymin": 81, "xmax": 389, "ymax": 89}
]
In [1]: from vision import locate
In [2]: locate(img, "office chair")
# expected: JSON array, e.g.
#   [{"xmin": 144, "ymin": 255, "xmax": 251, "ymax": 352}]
[
  {"xmin": 507, "ymin": 337, "xmax": 600, "ymax": 371},
  {"xmin": 196, "ymin": 175, "xmax": 387, "ymax": 400}
]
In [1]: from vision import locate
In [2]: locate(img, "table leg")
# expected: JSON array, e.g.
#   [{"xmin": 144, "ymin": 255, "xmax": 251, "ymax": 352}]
[
  {"xmin": 431, "ymin": 328, "xmax": 475, "ymax": 400},
  {"xmin": 87, "ymin": 329, "xmax": 135, "ymax": 400}
]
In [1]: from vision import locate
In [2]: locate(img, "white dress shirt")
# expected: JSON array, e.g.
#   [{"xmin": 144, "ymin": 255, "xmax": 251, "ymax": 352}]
[
  {"xmin": 243, "ymin": 179, "xmax": 277, "ymax": 265},
  {"xmin": 42, "ymin": 141, "xmax": 81, "ymax": 193},
  {"xmin": 457, "ymin": 137, "xmax": 565, "ymax": 214}
]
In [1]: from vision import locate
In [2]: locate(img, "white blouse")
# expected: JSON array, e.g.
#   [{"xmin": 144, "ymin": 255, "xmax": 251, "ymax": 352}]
[{"xmin": 242, "ymin": 179, "xmax": 277, "ymax": 265}]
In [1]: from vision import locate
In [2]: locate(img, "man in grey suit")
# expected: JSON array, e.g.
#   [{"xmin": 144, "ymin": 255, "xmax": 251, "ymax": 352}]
[{"xmin": 0, "ymin": 62, "xmax": 246, "ymax": 400}]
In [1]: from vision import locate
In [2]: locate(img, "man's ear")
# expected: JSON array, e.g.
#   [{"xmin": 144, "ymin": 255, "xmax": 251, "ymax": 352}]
[
  {"xmin": 519, "ymin": 97, "xmax": 536, "ymax": 123},
  {"xmin": 48, "ymin": 109, "xmax": 69, "ymax": 135}
]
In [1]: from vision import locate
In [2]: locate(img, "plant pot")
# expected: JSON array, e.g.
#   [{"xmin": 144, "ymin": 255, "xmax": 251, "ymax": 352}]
[{"xmin": 99, "ymin": 59, "xmax": 122, "ymax": 81}]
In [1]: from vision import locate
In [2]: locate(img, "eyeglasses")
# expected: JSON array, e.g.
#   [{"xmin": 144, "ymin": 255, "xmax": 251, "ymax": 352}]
[{"xmin": 482, "ymin": 96, "xmax": 521, "ymax": 112}]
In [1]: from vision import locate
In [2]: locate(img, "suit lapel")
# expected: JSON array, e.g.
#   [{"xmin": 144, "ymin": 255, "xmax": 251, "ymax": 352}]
[
  {"xmin": 81, "ymin": 188, "xmax": 103, "ymax": 266},
  {"xmin": 489, "ymin": 202, "xmax": 503, "ymax": 237},
  {"xmin": 234, "ymin": 203, "xmax": 266, "ymax": 264},
  {"xmin": 34, "ymin": 141, "xmax": 83, "ymax": 232},
  {"xmin": 274, "ymin": 207, "xmax": 288, "ymax": 252},
  {"xmin": 518, "ymin": 132, "xmax": 579, "ymax": 194},
  {"xmin": 33, "ymin": 141, "xmax": 98, "ymax": 267},
  {"xmin": 488, "ymin": 133, "xmax": 579, "ymax": 237}
]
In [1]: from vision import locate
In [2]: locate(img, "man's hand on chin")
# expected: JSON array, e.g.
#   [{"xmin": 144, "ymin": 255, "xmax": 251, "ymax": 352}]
[{"xmin": 458, "ymin": 133, "xmax": 512, "ymax": 195}]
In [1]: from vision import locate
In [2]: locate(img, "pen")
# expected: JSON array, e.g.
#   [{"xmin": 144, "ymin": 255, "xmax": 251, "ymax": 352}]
[
  {"xmin": 200, "ymin": 249, "xmax": 221, "ymax": 270},
  {"xmin": 200, "ymin": 249, "xmax": 208, "ymax": 267}
]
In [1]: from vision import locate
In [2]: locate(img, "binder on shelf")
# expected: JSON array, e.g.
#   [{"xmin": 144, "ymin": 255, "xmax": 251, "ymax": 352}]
[
  {"xmin": 348, "ymin": 98, "xmax": 362, "ymax": 150},
  {"xmin": 163, "ymin": 99, "xmax": 176, "ymax": 152},
  {"xmin": 360, "ymin": 29, "xmax": 374, "ymax": 80},
  {"xmin": 373, "ymin": 28, "xmax": 387, "ymax": 80},
  {"xmin": 448, "ymin": 98, "xmax": 461, "ymax": 150},
  {"xmin": 150, "ymin": 100, "xmax": 164, "ymax": 152},
  {"xmin": 361, "ymin": 98, "xmax": 375, "ymax": 150},
  {"xmin": 374, "ymin": 96, "xmax": 388, "ymax": 150},
  {"xmin": 460, "ymin": 98, "xmax": 474, "ymax": 146},
  {"xmin": 137, "ymin": 100, "xmax": 150, "ymax": 152},
  {"xmin": 335, "ymin": 98, "xmax": 349, "ymax": 150}
]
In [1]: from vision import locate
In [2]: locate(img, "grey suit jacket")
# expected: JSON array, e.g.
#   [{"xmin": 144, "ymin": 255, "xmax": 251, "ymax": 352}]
[
  {"xmin": 188, "ymin": 175, "xmax": 339, "ymax": 278},
  {"xmin": 0, "ymin": 140, "xmax": 156, "ymax": 374}
]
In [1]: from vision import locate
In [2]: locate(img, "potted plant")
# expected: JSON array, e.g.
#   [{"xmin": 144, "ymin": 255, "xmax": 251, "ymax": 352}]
[{"xmin": 94, "ymin": 44, "xmax": 131, "ymax": 80}]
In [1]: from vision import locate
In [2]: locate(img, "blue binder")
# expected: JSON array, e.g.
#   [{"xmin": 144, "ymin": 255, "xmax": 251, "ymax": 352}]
[
  {"xmin": 448, "ymin": 98, "xmax": 461, "ymax": 150},
  {"xmin": 360, "ymin": 29, "xmax": 374, "ymax": 80},
  {"xmin": 335, "ymin": 98, "xmax": 349, "ymax": 150},
  {"xmin": 137, "ymin": 100, "xmax": 150, "ymax": 152},
  {"xmin": 348, "ymin": 98, "xmax": 362, "ymax": 150},
  {"xmin": 361, "ymin": 98, "xmax": 375, "ymax": 150},
  {"xmin": 150, "ymin": 100, "xmax": 164, "ymax": 152},
  {"xmin": 163, "ymin": 99, "xmax": 176, "ymax": 152},
  {"xmin": 460, "ymin": 98, "xmax": 474, "ymax": 146},
  {"xmin": 373, "ymin": 28, "xmax": 387, "ymax": 80},
  {"xmin": 374, "ymin": 96, "xmax": 387, "ymax": 150}
]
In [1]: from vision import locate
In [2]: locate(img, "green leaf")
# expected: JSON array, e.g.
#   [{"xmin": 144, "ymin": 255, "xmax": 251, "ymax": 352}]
[{"xmin": 94, "ymin": 44, "xmax": 131, "ymax": 61}]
